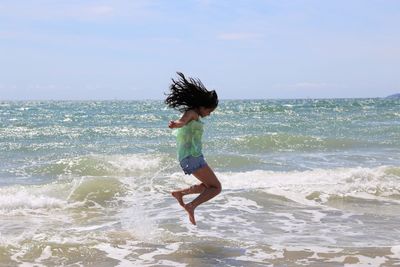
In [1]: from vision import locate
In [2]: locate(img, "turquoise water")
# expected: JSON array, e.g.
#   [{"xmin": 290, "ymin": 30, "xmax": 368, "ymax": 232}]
[{"xmin": 1, "ymin": 99, "xmax": 400, "ymax": 266}]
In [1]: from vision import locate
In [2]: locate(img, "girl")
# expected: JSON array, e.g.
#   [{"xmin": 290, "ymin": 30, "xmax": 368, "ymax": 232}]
[{"xmin": 165, "ymin": 72, "xmax": 221, "ymax": 225}]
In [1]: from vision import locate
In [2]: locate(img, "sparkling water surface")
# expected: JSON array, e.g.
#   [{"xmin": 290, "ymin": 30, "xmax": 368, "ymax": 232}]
[{"xmin": 0, "ymin": 99, "xmax": 399, "ymax": 266}]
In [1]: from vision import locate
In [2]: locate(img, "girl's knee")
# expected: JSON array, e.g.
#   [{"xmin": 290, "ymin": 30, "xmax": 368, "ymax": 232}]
[
  {"xmin": 217, "ymin": 184, "xmax": 222, "ymax": 194},
  {"xmin": 213, "ymin": 182, "xmax": 222, "ymax": 194},
  {"xmin": 203, "ymin": 182, "xmax": 221, "ymax": 194}
]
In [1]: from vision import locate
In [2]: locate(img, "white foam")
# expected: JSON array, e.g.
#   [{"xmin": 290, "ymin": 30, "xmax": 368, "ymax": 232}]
[
  {"xmin": 137, "ymin": 243, "xmax": 185, "ymax": 266},
  {"xmin": 95, "ymin": 243, "xmax": 133, "ymax": 267},
  {"xmin": 36, "ymin": 245, "xmax": 53, "ymax": 263},
  {"xmin": 280, "ymin": 245, "xmax": 343, "ymax": 253},
  {"xmin": 107, "ymin": 154, "xmax": 163, "ymax": 172},
  {"xmin": 119, "ymin": 196, "xmax": 160, "ymax": 243},
  {"xmin": 69, "ymin": 221, "xmax": 119, "ymax": 232},
  {"xmin": 51, "ymin": 153, "xmax": 170, "ymax": 178},
  {"xmin": 94, "ymin": 241, "xmax": 184, "ymax": 266},
  {"xmin": 390, "ymin": 245, "xmax": 400, "ymax": 259},
  {"xmin": 222, "ymin": 196, "xmax": 263, "ymax": 214},
  {"xmin": 303, "ymin": 210, "xmax": 327, "ymax": 222},
  {"xmin": 0, "ymin": 188, "xmax": 66, "ymax": 212},
  {"xmin": 352, "ymin": 255, "xmax": 387, "ymax": 267},
  {"xmin": 237, "ymin": 246, "xmax": 282, "ymax": 262},
  {"xmin": 212, "ymin": 166, "xmax": 400, "ymax": 206},
  {"xmin": 328, "ymin": 255, "xmax": 388, "ymax": 267}
]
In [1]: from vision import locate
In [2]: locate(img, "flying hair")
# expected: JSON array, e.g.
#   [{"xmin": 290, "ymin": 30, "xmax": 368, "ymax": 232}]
[{"xmin": 165, "ymin": 72, "xmax": 218, "ymax": 112}]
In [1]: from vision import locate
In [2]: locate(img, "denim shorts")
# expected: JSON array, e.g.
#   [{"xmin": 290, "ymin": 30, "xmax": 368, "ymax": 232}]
[{"xmin": 180, "ymin": 154, "xmax": 208, "ymax": 175}]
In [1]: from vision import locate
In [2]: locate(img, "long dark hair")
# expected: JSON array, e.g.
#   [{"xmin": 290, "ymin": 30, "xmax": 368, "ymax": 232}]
[{"xmin": 165, "ymin": 72, "xmax": 218, "ymax": 112}]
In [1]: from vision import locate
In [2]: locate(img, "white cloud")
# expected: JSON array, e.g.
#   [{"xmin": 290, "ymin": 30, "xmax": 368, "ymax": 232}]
[
  {"xmin": 196, "ymin": 0, "xmax": 212, "ymax": 6},
  {"xmin": 68, "ymin": 4, "xmax": 115, "ymax": 20},
  {"xmin": 87, "ymin": 5, "xmax": 114, "ymax": 16},
  {"xmin": 217, "ymin": 32, "xmax": 263, "ymax": 41},
  {"xmin": 273, "ymin": 82, "xmax": 341, "ymax": 91},
  {"xmin": 0, "ymin": 1, "xmax": 153, "ymax": 21}
]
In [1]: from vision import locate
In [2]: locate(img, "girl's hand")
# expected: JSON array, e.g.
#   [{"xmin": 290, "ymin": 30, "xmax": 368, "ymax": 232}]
[
  {"xmin": 169, "ymin": 120, "xmax": 179, "ymax": 128},
  {"xmin": 168, "ymin": 110, "xmax": 197, "ymax": 129}
]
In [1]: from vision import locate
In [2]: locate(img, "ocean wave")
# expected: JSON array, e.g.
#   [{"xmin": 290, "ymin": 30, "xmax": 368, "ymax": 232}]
[
  {"xmin": 229, "ymin": 133, "xmax": 365, "ymax": 152},
  {"xmin": 0, "ymin": 126, "xmax": 170, "ymax": 145},
  {"xmin": 67, "ymin": 176, "xmax": 127, "ymax": 206},
  {"xmin": 0, "ymin": 188, "xmax": 66, "ymax": 212},
  {"xmin": 8, "ymin": 162, "xmax": 400, "ymax": 213},
  {"xmin": 0, "ymin": 184, "xmax": 68, "ymax": 213},
  {"xmin": 210, "ymin": 166, "xmax": 400, "ymax": 206},
  {"xmin": 0, "ymin": 176, "xmax": 129, "ymax": 214},
  {"xmin": 30, "ymin": 153, "xmax": 173, "ymax": 177},
  {"xmin": 0, "ymin": 164, "xmax": 399, "ymax": 266}
]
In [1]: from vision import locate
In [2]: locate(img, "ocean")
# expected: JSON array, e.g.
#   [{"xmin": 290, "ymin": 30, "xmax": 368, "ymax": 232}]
[{"xmin": 0, "ymin": 99, "xmax": 399, "ymax": 266}]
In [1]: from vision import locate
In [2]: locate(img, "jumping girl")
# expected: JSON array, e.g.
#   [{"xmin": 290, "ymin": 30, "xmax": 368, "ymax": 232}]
[{"xmin": 165, "ymin": 72, "xmax": 221, "ymax": 225}]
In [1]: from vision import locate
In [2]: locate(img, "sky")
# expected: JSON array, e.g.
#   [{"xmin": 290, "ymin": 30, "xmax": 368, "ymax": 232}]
[{"xmin": 0, "ymin": 0, "xmax": 399, "ymax": 100}]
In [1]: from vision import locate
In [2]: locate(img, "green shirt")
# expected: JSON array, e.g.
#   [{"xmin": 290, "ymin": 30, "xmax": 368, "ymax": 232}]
[{"xmin": 174, "ymin": 119, "xmax": 204, "ymax": 161}]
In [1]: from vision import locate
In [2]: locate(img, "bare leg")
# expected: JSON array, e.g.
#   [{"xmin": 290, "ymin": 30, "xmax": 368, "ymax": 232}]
[
  {"xmin": 184, "ymin": 165, "xmax": 222, "ymax": 225},
  {"xmin": 171, "ymin": 183, "xmax": 206, "ymax": 207}
]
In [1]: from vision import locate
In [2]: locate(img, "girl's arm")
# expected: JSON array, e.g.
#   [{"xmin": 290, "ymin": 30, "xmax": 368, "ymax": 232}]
[{"xmin": 169, "ymin": 110, "xmax": 198, "ymax": 128}]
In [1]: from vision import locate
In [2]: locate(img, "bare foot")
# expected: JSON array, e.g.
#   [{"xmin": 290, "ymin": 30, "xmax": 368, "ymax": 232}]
[
  {"xmin": 184, "ymin": 203, "xmax": 196, "ymax": 225},
  {"xmin": 171, "ymin": 191, "xmax": 185, "ymax": 207}
]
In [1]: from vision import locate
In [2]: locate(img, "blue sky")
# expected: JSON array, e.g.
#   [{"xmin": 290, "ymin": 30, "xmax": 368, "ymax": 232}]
[{"xmin": 1, "ymin": 0, "xmax": 399, "ymax": 100}]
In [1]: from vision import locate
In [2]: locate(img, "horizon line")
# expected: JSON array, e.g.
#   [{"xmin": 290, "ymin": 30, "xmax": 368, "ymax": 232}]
[{"xmin": 0, "ymin": 96, "xmax": 392, "ymax": 102}]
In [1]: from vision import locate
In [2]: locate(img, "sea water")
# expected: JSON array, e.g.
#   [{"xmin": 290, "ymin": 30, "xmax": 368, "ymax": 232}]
[{"xmin": 0, "ymin": 99, "xmax": 399, "ymax": 266}]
